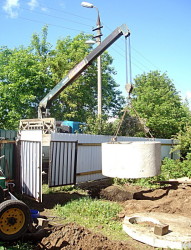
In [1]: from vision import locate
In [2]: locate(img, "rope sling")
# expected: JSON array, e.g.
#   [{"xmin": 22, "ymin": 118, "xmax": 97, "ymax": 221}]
[{"xmin": 112, "ymin": 36, "xmax": 154, "ymax": 141}]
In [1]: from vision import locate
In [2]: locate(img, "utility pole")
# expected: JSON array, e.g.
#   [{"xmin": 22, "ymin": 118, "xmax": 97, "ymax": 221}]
[
  {"xmin": 93, "ymin": 11, "xmax": 102, "ymax": 116},
  {"xmin": 81, "ymin": 2, "xmax": 103, "ymax": 116}
]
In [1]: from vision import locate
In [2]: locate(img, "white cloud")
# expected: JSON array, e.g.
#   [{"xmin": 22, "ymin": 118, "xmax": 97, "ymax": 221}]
[
  {"xmin": 3, "ymin": 0, "xmax": 47, "ymax": 18},
  {"xmin": 3, "ymin": 0, "xmax": 20, "ymax": 18},
  {"xmin": 27, "ymin": 0, "xmax": 39, "ymax": 10}
]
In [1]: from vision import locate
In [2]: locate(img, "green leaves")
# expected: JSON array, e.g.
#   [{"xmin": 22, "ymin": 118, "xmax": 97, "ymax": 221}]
[
  {"xmin": 173, "ymin": 124, "xmax": 191, "ymax": 159},
  {"xmin": 82, "ymin": 115, "xmax": 118, "ymax": 135},
  {"xmin": 0, "ymin": 46, "xmax": 53, "ymax": 129},
  {"xmin": 130, "ymin": 71, "xmax": 191, "ymax": 138}
]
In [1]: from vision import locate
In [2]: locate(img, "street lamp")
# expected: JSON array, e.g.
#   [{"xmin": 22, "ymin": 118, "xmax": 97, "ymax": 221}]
[{"xmin": 81, "ymin": 2, "xmax": 103, "ymax": 116}]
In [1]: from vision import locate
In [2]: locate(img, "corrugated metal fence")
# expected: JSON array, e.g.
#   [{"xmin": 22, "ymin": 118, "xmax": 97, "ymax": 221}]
[
  {"xmin": 19, "ymin": 130, "xmax": 43, "ymax": 202},
  {"xmin": 49, "ymin": 141, "xmax": 78, "ymax": 187},
  {"xmin": 20, "ymin": 140, "xmax": 42, "ymax": 202},
  {"xmin": 0, "ymin": 129, "xmax": 17, "ymax": 179},
  {"xmin": 0, "ymin": 129, "xmax": 179, "ymax": 196}
]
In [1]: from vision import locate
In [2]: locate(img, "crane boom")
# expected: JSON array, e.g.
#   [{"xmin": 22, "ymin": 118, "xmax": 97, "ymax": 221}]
[{"xmin": 38, "ymin": 24, "xmax": 130, "ymax": 118}]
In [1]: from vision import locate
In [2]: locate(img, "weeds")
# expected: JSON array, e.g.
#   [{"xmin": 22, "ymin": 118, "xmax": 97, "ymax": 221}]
[{"xmin": 42, "ymin": 184, "xmax": 87, "ymax": 195}]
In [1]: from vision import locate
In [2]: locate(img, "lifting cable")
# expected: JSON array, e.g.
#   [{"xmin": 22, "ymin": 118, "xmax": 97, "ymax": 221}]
[
  {"xmin": 125, "ymin": 35, "xmax": 129, "ymax": 84},
  {"xmin": 125, "ymin": 36, "xmax": 133, "ymax": 98},
  {"xmin": 112, "ymin": 36, "xmax": 154, "ymax": 141},
  {"xmin": 128, "ymin": 36, "xmax": 132, "ymax": 84}
]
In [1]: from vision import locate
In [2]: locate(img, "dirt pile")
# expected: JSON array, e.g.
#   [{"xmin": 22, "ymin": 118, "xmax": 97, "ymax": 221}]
[
  {"xmin": 122, "ymin": 185, "xmax": 191, "ymax": 216},
  {"xmin": 36, "ymin": 223, "xmax": 135, "ymax": 250},
  {"xmin": 99, "ymin": 184, "xmax": 191, "ymax": 216},
  {"xmin": 100, "ymin": 185, "xmax": 143, "ymax": 201}
]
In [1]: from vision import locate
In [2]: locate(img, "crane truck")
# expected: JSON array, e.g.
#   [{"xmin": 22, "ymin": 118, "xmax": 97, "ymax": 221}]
[{"xmin": 19, "ymin": 24, "xmax": 131, "ymax": 134}]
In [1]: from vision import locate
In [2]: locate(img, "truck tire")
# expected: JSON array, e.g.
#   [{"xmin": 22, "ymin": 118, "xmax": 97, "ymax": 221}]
[{"xmin": 0, "ymin": 200, "xmax": 30, "ymax": 240}]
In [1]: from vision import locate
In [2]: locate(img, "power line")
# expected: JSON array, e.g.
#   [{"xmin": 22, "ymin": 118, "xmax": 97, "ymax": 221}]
[
  {"xmin": 108, "ymin": 47, "xmax": 148, "ymax": 73},
  {"xmin": 107, "ymin": 41, "xmax": 152, "ymax": 72},
  {"xmin": 111, "ymin": 38, "xmax": 157, "ymax": 71},
  {"xmin": 20, "ymin": 7, "xmax": 93, "ymax": 28},
  {"xmin": 132, "ymin": 46, "xmax": 160, "ymax": 70},
  {"xmin": 17, "ymin": 16, "xmax": 88, "ymax": 33},
  {"xmin": 18, "ymin": 0, "xmax": 94, "ymax": 22},
  {"xmin": 37, "ymin": 4, "xmax": 95, "ymax": 22}
]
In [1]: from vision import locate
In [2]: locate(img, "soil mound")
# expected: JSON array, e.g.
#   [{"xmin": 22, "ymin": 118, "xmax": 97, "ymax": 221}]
[
  {"xmin": 99, "ymin": 184, "xmax": 191, "ymax": 217},
  {"xmin": 122, "ymin": 185, "xmax": 191, "ymax": 217},
  {"xmin": 100, "ymin": 185, "xmax": 143, "ymax": 201},
  {"xmin": 36, "ymin": 223, "xmax": 134, "ymax": 250}
]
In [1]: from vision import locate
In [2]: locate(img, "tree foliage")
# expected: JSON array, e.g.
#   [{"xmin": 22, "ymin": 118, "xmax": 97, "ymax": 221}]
[
  {"xmin": 0, "ymin": 26, "xmax": 125, "ymax": 130},
  {"xmin": 172, "ymin": 124, "xmax": 191, "ymax": 159},
  {"xmin": 0, "ymin": 46, "xmax": 52, "ymax": 129},
  {"xmin": 129, "ymin": 71, "xmax": 191, "ymax": 138},
  {"xmin": 81, "ymin": 115, "xmax": 118, "ymax": 135}
]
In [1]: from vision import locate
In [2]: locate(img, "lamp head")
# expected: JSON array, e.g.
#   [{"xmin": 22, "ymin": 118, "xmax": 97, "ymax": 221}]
[
  {"xmin": 85, "ymin": 39, "xmax": 96, "ymax": 45},
  {"xmin": 81, "ymin": 2, "xmax": 94, "ymax": 8}
]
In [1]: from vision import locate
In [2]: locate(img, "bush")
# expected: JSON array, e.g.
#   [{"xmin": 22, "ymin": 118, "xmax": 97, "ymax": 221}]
[
  {"xmin": 160, "ymin": 157, "xmax": 191, "ymax": 179},
  {"xmin": 173, "ymin": 124, "xmax": 191, "ymax": 159}
]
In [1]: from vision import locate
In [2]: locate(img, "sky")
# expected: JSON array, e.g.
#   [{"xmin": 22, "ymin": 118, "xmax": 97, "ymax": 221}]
[{"xmin": 1, "ymin": 0, "xmax": 191, "ymax": 103}]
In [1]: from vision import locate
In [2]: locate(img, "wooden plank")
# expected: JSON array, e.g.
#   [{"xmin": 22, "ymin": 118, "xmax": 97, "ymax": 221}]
[
  {"xmin": 76, "ymin": 170, "xmax": 102, "ymax": 176},
  {"xmin": 0, "ymin": 140, "xmax": 15, "ymax": 144},
  {"xmin": 78, "ymin": 143, "xmax": 101, "ymax": 146}
]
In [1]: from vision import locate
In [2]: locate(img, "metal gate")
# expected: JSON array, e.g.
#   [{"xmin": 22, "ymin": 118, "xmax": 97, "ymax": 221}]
[
  {"xmin": 49, "ymin": 141, "xmax": 78, "ymax": 187},
  {"xmin": 20, "ymin": 140, "xmax": 42, "ymax": 202}
]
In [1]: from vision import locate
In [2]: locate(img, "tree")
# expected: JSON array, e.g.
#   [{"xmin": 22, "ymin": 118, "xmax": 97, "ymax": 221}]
[
  {"xmin": 30, "ymin": 25, "xmax": 51, "ymax": 60},
  {"xmin": 0, "ymin": 46, "xmax": 53, "ymax": 129},
  {"xmin": 129, "ymin": 71, "xmax": 191, "ymax": 138}
]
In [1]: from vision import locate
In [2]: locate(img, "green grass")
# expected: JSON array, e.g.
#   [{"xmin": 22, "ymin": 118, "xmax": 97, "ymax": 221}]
[
  {"xmin": 42, "ymin": 184, "xmax": 87, "ymax": 195},
  {"xmin": 54, "ymin": 197, "xmax": 127, "ymax": 240}
]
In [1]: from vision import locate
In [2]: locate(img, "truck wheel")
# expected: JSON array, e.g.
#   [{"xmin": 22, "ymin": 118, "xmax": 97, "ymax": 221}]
[{"xmin": 0, "ymin": 200, "xmax": 30, "ymax": 240}]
